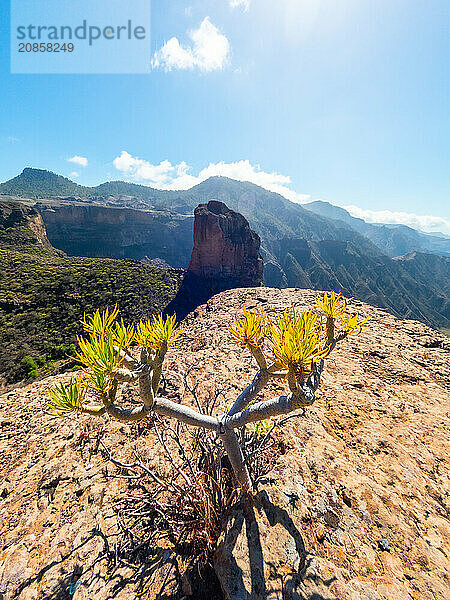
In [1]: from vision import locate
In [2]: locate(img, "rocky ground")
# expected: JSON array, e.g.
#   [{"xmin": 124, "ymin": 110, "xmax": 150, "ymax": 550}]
[{"xmin": 0, "ymin": 287, "xmax": 449, "ymax": 600}]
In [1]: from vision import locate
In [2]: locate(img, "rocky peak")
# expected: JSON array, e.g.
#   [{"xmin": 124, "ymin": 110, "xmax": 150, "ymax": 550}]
[
  {"xmin": 187, "ymin": 200, "xmax": 263, "ymax": 286},
  {"xmin": 167, "ymin": 200, "xmax": 264, "ymax": 317}
]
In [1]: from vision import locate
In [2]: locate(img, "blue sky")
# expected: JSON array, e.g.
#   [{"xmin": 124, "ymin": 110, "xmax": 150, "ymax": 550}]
[{"xmin": 0, "ymin": 0, "xmax": 449, "ymax": 233}]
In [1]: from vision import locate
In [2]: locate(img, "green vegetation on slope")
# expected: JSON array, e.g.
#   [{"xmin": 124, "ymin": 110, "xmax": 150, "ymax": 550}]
[{"xmin": 0, "ymin": 202, "xmax": 181, "ymax": 383}]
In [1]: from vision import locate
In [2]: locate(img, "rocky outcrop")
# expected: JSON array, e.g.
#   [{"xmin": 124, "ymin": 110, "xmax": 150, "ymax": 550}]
[
  {"xmin": 1, "ymin": 287, "xmax": 449, "ymax": 599},
  {"xmin": 170, "ymin": 201, "xmax": 263, "ymax": 316},
  {"xmin": 187, "ymin": 200, "xmax": 263, "ymax": 286},
  {"xmin": 0, "ymin": 201, "xmax": 62, "ymax": 255}
]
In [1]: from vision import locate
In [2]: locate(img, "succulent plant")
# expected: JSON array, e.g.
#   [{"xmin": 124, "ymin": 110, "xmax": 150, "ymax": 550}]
[{"xmin": 48, "ymin": 292, "xmax": 369, "ymax": 492}]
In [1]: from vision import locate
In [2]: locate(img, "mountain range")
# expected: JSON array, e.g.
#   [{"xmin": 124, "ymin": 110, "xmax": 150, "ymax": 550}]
[
  {"xmin": 304, "ymin": 200, "xmax": 450, "ymax": 258},
  {"xmin": 1, "ymin": 167, "xmax": 449, "ymax": 329}
]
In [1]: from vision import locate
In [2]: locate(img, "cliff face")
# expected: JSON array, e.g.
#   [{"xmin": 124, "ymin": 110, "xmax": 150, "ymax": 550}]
[
  {"xmin": 188, "ymin": 200, "xmax": 264, "ymax": 286},
  {"xmin": 0, "ymin": 201, "xmax": 61, "ymax": 255},
  {"xmin": 39, "ymin": 204, "xmax": 193, "ymax": 267},
  {"xmin": 0, "ymin": 288, "xmax": 449, "ymax": 600}
]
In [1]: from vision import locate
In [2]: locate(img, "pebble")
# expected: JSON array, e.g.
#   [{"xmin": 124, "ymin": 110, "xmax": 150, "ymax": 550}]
[
  {"xmin": 378, "ymin": 538, "xmax": 390, "ymax": 552},
  {"xmin": 316, "ymin": 524, "xmax": 326, "ymax": 542}
]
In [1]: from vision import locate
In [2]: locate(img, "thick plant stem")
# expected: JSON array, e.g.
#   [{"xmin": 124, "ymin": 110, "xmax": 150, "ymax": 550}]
[
  {"xmin": 152, "ymin": 345, "xmax": 167, "ymax": 395},
  {"xmin": 220, "ymin": 430, "xmax": 254, "ymax": 493},
  {"xmin": 229, "ymin": 369, "xmax": 270, "ymax": 415},
  {"xmin": 154, "ymin": 398, "xmax": 219, "ymax": 430},
  {"xmin": 139, "ymin": 371, "xmax": 155, "ymax": 407},
  {"xmin": 222, "ymin": 370, "xmax": 267, "ymax": 493}
]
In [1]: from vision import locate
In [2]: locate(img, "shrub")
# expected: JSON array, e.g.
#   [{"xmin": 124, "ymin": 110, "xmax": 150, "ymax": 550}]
[
  {"xmin": 48, "ymin": 292, "xmax": 369, "ymax": 495},
  {"xmin": 22, "ymin": 355, "xmax": 38, "ymax": 379}
]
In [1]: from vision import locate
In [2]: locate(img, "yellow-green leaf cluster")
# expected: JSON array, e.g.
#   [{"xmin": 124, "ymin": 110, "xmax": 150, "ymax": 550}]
[
  {"xmin": 228, "ymin": 294, "xmax": 370, "ymax": 382},
  {"xmin": 317, "ymin": 291, "xmax": 370, "ymax": 337},
  {"xmin": 113, "ymin": 319, "xmax": 135, "ymax": 349},
  {"xmin": 340, "ymin": 312, "xmax": 370, "ymax": 334},
  {"xmin": 254, "ymin": 419, "xmax": 273, "ymax": 436},
  {"xmin": 317, "ymin": 291, "xmax": 347, "ymax": 318},
  {"xmin": 268, "ymin": 309, "xmax": 329, "ymax": 378},
  {"xmin": 49, "ymin": 307, "xmax": 181, "ymax": 415},
  {"xmin": 134, "ymin": 313, "xmax": 181, "ymax": 352},
  {"xmin": 46, "ymin": 377, "xmax": 85, "ymax": 417},
  {"xmin": 82, "ymin": 307, "xmax": 134, "ymax": 351},
  {"xmin": 83, "ymin": 305, "xmax": 120, "ymax": 337},
  {"xmin": 228, "ymin": 307, "xmax": 268, "ymax": 349},
  {"xmin": 76, "ymin": 331, "xmax": 123, "ymax": 378}
]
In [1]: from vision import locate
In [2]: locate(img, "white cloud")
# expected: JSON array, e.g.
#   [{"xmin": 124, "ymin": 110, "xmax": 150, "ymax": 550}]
[
  {"xmin": 230, "ymin": 0, "xmax": 250, "ymax": 11},
  {"xmin": 113, "ymin": 151, "xmax": 448, "ymax": 234},
  {"xmin": 151, "ymin": 17, "xmax": 230, "ymax": 72},
  {"xmin": 112, "ymin": 151, "xmax": 310, "ymax": 203},
  {"xmin": 7, "ymin": 136, "xmax": 20, "ymax": 143},
  {"xmin": 343, "ymin": 205, "xmax": 450, "ymax": 236},
  {"xmin": 67, "ymin": 155, "xmax": 88, "ymax": 168},
  {"xmin": 69, "ymin": 171, "xmax": 79, "ymax": 178}
]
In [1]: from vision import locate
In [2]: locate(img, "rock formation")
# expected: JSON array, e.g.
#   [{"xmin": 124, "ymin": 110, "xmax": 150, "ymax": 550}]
[
  {"xmin": 168, "ymin": 200, "xmax": 263, "ymax": 316},
  {"xmin": 187, "ymin": 200, "xmax": 263, "ymax": 287},
  {"xmin": 1, "ymin": 287, "xmax": 449, "ymax": 599}
]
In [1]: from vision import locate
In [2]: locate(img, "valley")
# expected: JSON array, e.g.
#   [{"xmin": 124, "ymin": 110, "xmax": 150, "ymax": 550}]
[{"xmin": 1, "ymin": 168, "xmax": 447, "ymax": 328}]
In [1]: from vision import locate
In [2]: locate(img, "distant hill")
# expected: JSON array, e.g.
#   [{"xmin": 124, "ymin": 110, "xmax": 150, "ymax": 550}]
[
  {"xmin": 3, "ymin": 168, "xmax": 447, "ymax": 257},
  {"xmin": 5, "ymin": 167, "xmax": 444, "ymax": 257},
  {"xmin": 304, "ymin": 200, "xmax": 450, "ymax": 258},
  {"xmin": 0, "ymin": 168, "xmax": 171, "ymax": 203},
  {"xmin": 0, "ymin": 168, "xmax": 86, "ymax": 198}
]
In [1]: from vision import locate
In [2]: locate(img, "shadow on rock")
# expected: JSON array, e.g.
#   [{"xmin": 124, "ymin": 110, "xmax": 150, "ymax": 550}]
[
  {"xmin": 11, "ymin": 528, "xmax": 109, "ymax": 600},
  {"xmin": 215, "ymin": 490, "xmax": 337, "ymax": 600}
]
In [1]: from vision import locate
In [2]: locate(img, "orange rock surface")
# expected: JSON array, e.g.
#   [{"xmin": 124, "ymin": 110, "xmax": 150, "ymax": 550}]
[{"xmin": 0, "ymin": 288, "xmax": 448, "ymax": 599}]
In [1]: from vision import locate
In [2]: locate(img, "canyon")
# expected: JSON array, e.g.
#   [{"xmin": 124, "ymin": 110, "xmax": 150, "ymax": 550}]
[{"xmin": 1, "ymin": 168, "xmax": 449, "ymax": 330}]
